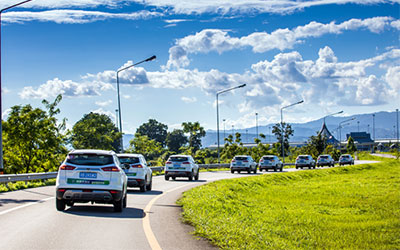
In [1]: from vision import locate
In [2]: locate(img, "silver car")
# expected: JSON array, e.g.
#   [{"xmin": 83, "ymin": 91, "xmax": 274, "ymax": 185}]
[
  {"xmin": 259, "ymin": 155, "xmax": 283, "ymax": 172},
  {"xmin": 230, "ymin": 155, "xmax": 257, "ymax": 174},
  {"xmin": 165, "ymin": 155, "xmax": 199, "ymax": 181},
  {"xmin": 295, "ymin": 155, "xmax": 316, "ymax": 169},
  {"xmin": 317, "ymin": 154, "xmax": 335, "ymax": 167}
]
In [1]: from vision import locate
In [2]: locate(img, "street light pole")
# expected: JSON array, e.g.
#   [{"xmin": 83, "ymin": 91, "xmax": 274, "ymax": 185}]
[
  {"xmin": 338, "ymin": 117, "xmax": 355, "ymax": 148},
  {"xmin": 280, "ymin": 100, "xmax": 303, "ymax": 163},
  {"xmin": 255, "ymin": 113, "xmax": 259, "ymax": 140},
  {"xmin": 223, "ymin": 119, "xmax": 226, "ymax": 143},
  {"xmin": 323, "ymin": 110, "xmax": 343, "ymax": 124},
  {"xmin": 216, "ymin": 84, "xmax": 246, "ymax": 163},
  {"xmin": 357, "ymin": 121, "xmax": 360, "ymax": 132},
  {"xmin": 0, "ymin": 0, "xmax": 33, "ymax": 174},
  {"xmin": 116, "ymin": 55, "xmax": 156, "ymax": 152},
  {"xmin": 396, "ymin": 109, "xmax": 399, "ymax": 147}
]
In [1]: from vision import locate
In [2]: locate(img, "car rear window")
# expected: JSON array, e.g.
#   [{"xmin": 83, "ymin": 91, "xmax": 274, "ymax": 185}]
[
  {"xmin": 341, "ymin": 155, "xmax": 349, "ymax": 158},
  {"xmin": 235, "ymin": 156, "xmax": 249, "ymax": 161},
  {"xmin": 169, "ymin": 156, "xmax": 189, "ymax": 162},
  {"xmin": 298, "ymin": 156, "xmax": 308, "ymax": 160},
  {"xmin": 320, "ymin": 156, "xmax": 328, "ymax": 159},
  {"xmin": 263, "ymin": 157, "xmax": 274, "ymax": 160},
  {"xmin": 66, "ymin": 154, "xmax": 114, "ymax": 166},
  {"xmin": 119, "ymin": 157, "xmax": 140, "ymax": 164}
]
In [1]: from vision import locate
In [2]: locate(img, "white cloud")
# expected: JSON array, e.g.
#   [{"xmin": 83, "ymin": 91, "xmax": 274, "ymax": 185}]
[
  {"xmin": 19, "ymin": 78, "xmax": 113, "ymax": 99},
  {"xmin": 2, "ymin": 9, "xmax": 163, "ymax": 24},
  {"xmin": 2, "ymin": 108, "xmax": 11, "ymax": 120},
  {"xmin": 166, "ymin": 17, "xmax": 396, "ymax": 68},
  {"xmin": 95, "ymin": 100, "xmax": 112, "ymax": 107},
  {"xmin": 91, "ymin": 108, "xmax": 116, "ymax": 120},
  {"xmin": 181, "ymin": 96, "xmax": 197, "ymax": 103}
]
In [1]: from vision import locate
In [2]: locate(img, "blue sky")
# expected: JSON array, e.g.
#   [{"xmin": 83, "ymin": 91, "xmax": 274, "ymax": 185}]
[{"xmin": 1, "ymin": 0, "xmax": 399, "ymax": 135}]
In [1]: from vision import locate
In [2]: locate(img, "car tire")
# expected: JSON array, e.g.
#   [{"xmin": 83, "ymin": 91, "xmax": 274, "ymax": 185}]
[
  {"xmin": 146, "ymin": 177, "xmax": 152, "ymax": 191},
  {"xmin": 188, "ymin": 171, "xmax": 193, "ymax": 181},
  {"xmin": 140, "ymin": 182, "xmax": 147, "ymax": 192},
  {"xmin": 253, "ymin": 168, "xmax": 257, "ymax": 174},
  {"xmin": 56, "ymin": 199, "xmax": 66, "ymax": 211},
  {"xmin": 238, "ymin": 170, "xmax": 241, "ymax": 173},
  {"xmin": 274, "ymin": 166, "xmax": 277, "ymax": 172},
  {"xmin": 195, "ymin": 171, "xmax": 199, "ymax": 180},
  {"xmin": 66, "ymin": 201, "xmax": 74, "ymax": 207},
  {"xmin": 172, "ymin": 176, "xmax": 176, "ymax": 180},
  {"xmin": 247, "ymin": 169, "xmax": 251, "ymax": 174},
  {"xmin": 113, "ymin": 198, "xmax": 123, "ymax": 212},
  {"xmin": 165, "ymin": 175, "xmax": 170, "ymax": 181},
  {"xmin": 231, "ymin": 169, "xmax": 234, "ymax": 174},
  {"xmin": 123, "ymin": 194, "xmax": 127, "ymax": 208}
]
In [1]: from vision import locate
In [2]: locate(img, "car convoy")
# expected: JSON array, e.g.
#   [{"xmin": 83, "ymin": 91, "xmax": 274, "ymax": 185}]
[{"xmin": 56, "ymin": 149, "xmax": 355, "ymax": 212}]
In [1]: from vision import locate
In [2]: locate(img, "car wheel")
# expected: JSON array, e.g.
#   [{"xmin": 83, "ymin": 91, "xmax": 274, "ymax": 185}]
[
  {"xmin": 66, "ymin": 201, "xmax": 74, "ymax": 207},
  {"xmin": 113, "ymin": 198, "xmax": 123, "ymax": 212},
  {"xmin": 253, "ymin": 168, "xmax": 257, "ymax": 174},
  {"xmin": 247, "ymin": 169, "xmax": 251, "ymax": 174},
  {"xmin": 195, "ymin": 171, "xmax": 199, "ymax": 180},
  {"xmin": 165, "ymin": 175, "xmax": 170, "ymax": 181},
  {"xmin": 56, "ymin": 199, "xmax": 66, "ymax": 211},
  {"xmin": 238, "ymin": 171, "xmax": 241, "ymax": 173},
  {"xmin": 123, "ymin": 194, "xmax": 127, "ymax": 208},
  {"xmin": 274, "ymin": 166, "xmax": 277, "ymax": 172},
  {"xmin": 231, "ymin": 169, "xmax": 234, "ymax": 174},
  {"xmin": 146, "ymin": 176, "xmax": 152, "ymax": 191},
  {"xmin": 140, "ymin": 182, "xmax": 147, "ymax": 192},
  {"xmin": 188, "ymin": 171, "xmax": 193, "ymax": 181}
]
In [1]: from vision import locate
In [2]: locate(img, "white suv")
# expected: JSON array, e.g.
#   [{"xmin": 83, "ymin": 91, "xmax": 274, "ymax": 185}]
[
  {"xmin": 56, "ymin": 149, "xmax": 127, "ymax": 212},
  {"xmin": 295, "ymin": 155, "xmax": 316, "ymax": 169},
  {"xmin": 259, "ymin": 155, "xmax": 283, "ymax": 172},
  {"xmin": 117, "ymin": 153, "xmax": 152, "ymax": 192},
  {"xmin": 165, "ymin": 155, "xmax": 199, "ymax": 181},
  {"xmin": 317, "ymin": 154, "xmax": 335, "ymax": 167},
  {"xmin": 230, "ymin": 155, "xmax": 257, "ymax": 174}
]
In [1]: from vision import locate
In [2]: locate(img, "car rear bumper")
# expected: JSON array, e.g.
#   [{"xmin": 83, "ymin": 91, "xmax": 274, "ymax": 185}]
[
  {"xmin": 317, "ymin": 162, "xmax": 331, "ymax": 166},
  {"xmin": 127, "ymin": 178, "xmax": 145, "ymax": 187},
  {"xmin": 56, "ymin": 188, "xmax": 123, "ymax": 203},
  {"xmin": 165, "ymin": 171, "xmax": 192, "ymax": 177},
  {"xmin": 296, "ymin": 163, "xmax": 312, "ymax": 167},
  {"xmin": 230, "ymin": 166, "xmax": 251, "ymax": 171},
  {"xmin": 259, "ymin": 164, "xmax": 277, "ymax": 169}
]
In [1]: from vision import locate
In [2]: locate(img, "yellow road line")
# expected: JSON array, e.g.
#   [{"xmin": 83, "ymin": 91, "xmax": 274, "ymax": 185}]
[{"xmin": 143, "ymin": 183, "xmax": 193, "ymax": 250}]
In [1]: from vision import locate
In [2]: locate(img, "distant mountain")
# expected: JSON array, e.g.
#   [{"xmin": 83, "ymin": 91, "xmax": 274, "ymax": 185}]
[{"xmin": 202, "ymin": 111, "xmax": 399, "ymax": 147}]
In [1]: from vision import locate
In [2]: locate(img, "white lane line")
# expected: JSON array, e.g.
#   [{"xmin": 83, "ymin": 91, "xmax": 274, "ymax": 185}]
[
  {"xmin": 143, "ymin": 183, "xmax": 194, "ymax": 250},
  {"xmin": 0, "ymin": 197, "xmax": 54, "ymax": 216}
]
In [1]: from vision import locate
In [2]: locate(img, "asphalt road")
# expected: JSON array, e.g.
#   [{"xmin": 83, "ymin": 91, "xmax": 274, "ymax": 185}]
[{"xmin": 0, "ymin": 160, "xmax": 378, "ymax": 250}]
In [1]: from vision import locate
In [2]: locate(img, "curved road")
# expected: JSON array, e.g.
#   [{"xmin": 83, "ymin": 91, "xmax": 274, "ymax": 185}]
[{"xmin": 0, "ymin": 160, "xmax": 377, "ymax": 250}]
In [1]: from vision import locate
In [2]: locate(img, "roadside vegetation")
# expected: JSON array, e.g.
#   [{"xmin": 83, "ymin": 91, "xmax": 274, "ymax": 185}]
[
  {"xmin": 178, "ymin": 160, "xmax": 400, "ymax": 249},
  {"xmin": 0, "ymin": 179, "xmax": 56, "ymax": 193}
]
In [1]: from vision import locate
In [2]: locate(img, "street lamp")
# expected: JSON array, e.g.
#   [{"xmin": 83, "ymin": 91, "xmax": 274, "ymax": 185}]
[
  {"xmin": 0, "ymin": 0, "xmax": 33, "ymax": 174},
  {"xmin": 323, "ymin": 110, "xmax": 343, "ymax": 123},
  {"xmin": 255, "ymin": 112, "xmax": 258, "ymax": 140},
  {"xmin": 116, "ymin": 55, "xmax": 156, "ymax": 152},
  {"xmin": 216, "ymin": 83, "xmax": 246, "ymax": 163},
  {"xmin": 280, "ymin": 100, "xmax": 303, "ymax": 163},
  {"xmin": 222, "ymin": 119, "xmax": 226, "ymax": 142},
  {"xmin": 339, "ymin": 117, "xmax": 355, "ymax": 144}
]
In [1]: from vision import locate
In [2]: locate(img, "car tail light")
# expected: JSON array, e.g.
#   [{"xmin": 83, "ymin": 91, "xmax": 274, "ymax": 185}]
[
  {"xmin": 259, "ymin": 160, "xmax": 263, "ymax": 163},
  {"xmin": 59, "ymin": 165, "xmax": 76, "ymax": 171},
  {"xmin": 182, "ymin": 162, "xmax": 190, "ymax": 164},
  {"xmin": 101, "ymin": 166, "xmax": 119, "ymax": 172},
  {"xmin": 243, "ymin": 160, "xmax": 248, "ymax": 162},
  {"xmin": 166, "ymin": 161, "xmax": 172, "ymax": 164},
  {"xmin": 231, "ymin": 159, "xmax": 236, "ymax": 162},
  {"xmin": 110, "ymin": 190, "xmax": 118, "ymax": 194},
  {"xmin": 271, "ymin": 160, "xmax": 275, "ymax": 162},
  {"xmin": 131, "ymin": 164, "xmax": 143, "ymax": 168},
  {"xmin": 58, "ymin": 189, "xmax": 66, "ymax": 192}
]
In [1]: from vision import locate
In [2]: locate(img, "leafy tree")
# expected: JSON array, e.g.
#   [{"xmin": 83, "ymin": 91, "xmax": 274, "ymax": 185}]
[
  {"xmin": 70, "ymin": 112, "xmax": 122, "ymax": 151},
  {"xmin": 194, "ymin": 148, "xmax": 218, "ymax": 164},
  {"xmin": 127, "ymin": 133, "xmax": 164, "ymax": 160},
  {"xmin": 182, "ymin": 121, "xmax": 206, "ymax": 152},
  {"xmin": 166, "ymin": 129, "xmax": 188, "ymax": 152},
  {"xmin": 324, "ymin": 145, "xmax": 341, "ymax": 161},
  {"xmin": 136, "ymin": 119, "xmax": 168, "ymax": 147},
  {"xmin": 221, "ymin": 132, "xmax": 248, "ymax": 162},
  {"xmin": 272, "ymin": 122, "xmax": 294, "ymax": 157},
  {"xmin": 347, "ymin": 136, "xmax": 357, "ymax": 154},
  {"xmin": 3, "ymin": 95, "xmax": 67, "ymax": 174}
]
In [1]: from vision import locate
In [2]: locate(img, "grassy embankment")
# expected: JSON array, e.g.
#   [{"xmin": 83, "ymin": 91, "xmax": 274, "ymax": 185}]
[
  {"xmin": 0, "ymin": 179, "xmax": 56, "ymax": 193},
  {"xmin": 178, "ymin": 159, "xmax": 400, "ymax": 249}
]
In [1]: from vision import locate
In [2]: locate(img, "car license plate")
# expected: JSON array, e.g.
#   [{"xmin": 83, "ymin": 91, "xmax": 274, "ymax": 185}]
[
  {"xmin": 79, "ymin": 172, "xmax": 97, "ymax": 179},
  {"xmin": 173, "ymin": 164, "xmax": 180, "ymax": 167}
]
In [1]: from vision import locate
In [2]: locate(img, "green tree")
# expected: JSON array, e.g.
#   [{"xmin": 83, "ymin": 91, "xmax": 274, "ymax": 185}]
[
  {"xmin": 182, "ymin": 121, "xmax": 206, "ymax": 152},
  {"xmin": 347, "ymin": 136, "xmax": 357, "ymax": 154},
  {"xmin": 136, "ymin": 119, "xmax": 168, "ymax": 147},
  {"xmin": 324, "ymin": 145, "xmax": 341, "ymax": 161},
  {"xmin": 166, "ymin": 129, "xmax": 188, "ymax": 152},
  {"xmin": 272, "ymin": 122, "xmax": 294, "ymax": 157},
  {"xmin": 70, "ymin": 112, "xmax": 122, "ymax": 151},
  {"xmin": 3, "ymin": 95, "xmax": 67, "ymax": 174},
  {"xmin": 127, "ymin": 133, "xmax": 164, "ymax": 160},
  {"xmin": 221, "ymin": 132, "xmax": 248, "ymax": 162}
]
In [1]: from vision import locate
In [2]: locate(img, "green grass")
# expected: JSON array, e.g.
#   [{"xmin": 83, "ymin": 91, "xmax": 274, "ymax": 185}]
[
  {"xmin": 0, "ymin": 179, "xmax": 56, "ymax": 193},
  {"xmin": 178, "ymin": 161, "xmax": 400, "ymax": 249}
]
